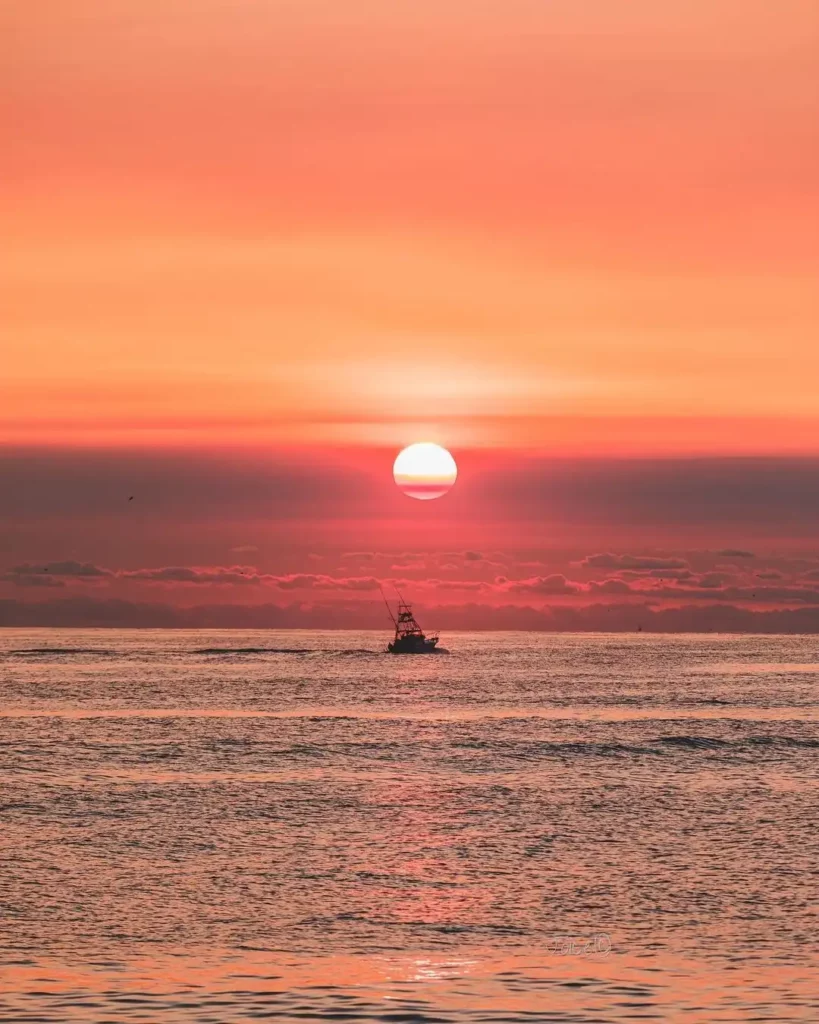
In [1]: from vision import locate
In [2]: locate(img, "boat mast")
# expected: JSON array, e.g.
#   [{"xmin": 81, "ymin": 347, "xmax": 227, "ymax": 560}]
[{"xmin": 394, "ymin": 586, "xmax": 422, "ymax": 635}]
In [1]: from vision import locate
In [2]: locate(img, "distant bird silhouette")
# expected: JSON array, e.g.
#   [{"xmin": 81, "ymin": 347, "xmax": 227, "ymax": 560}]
[{"xmin": 128, "ymin": 496, "xmax": 134, "ymax": 501}]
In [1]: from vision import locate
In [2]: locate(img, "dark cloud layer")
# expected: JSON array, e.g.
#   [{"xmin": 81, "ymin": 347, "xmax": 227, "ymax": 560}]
[
  {"xmin": 581, "ymin": 553, "xmax": 689, "ymax": 570},
  {"xmin": 121, "ymin": 566, "xmax": 262, "ymax": 585},
  {"xmin": 0, "ymin": 447, "xmax": 374, "ymax": 522},
  {"xmin": 1, "ymin": 561, "xmax": 111, "ymax": 588},
  {"xmin": 5, "ymin": 449, "xmax": 819, "ymax": 536},
  {"xmin": 7, "ymin": 597, "xmax": 819, "ymax": 633},
  {"xmin": 8, "ymin": 561, "xmax": 111, "ymax": 578},
  {"xmin": 0, "ymin": 573, "xmax": 65, "ymax": 588}
]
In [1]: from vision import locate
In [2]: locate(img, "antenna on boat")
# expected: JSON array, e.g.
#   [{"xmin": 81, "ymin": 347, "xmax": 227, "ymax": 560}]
[{"xmin": 378, "ymin": 582, "xmax": 397, "ymax": 626}]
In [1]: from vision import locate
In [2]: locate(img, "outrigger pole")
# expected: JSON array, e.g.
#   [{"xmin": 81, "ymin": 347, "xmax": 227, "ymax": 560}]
[{"xmin": 378, "ymin": 582, "xmax": 397, "ymax": 626}]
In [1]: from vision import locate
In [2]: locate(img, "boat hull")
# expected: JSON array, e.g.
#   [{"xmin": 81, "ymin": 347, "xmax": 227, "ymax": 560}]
[{"xmin": 387, "ymin": 636, "xmax": 439, "ymax": 654}]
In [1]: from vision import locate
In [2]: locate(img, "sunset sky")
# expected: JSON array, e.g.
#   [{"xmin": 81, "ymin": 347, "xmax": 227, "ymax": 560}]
[{"xmin": 3, "ymin": 1, "xmax": 819, "ymax": 628}]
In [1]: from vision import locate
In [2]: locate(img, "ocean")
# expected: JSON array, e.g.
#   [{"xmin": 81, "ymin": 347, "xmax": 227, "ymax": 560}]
[{"xmin": 0, "ymin": 629, "xmax": 816, "ymax": 1022}]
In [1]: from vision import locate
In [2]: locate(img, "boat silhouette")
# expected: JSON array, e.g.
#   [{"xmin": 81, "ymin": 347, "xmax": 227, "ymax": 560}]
[{"xmin": 381, "ymin": 588, "xmax": 440, "ymax": 654}]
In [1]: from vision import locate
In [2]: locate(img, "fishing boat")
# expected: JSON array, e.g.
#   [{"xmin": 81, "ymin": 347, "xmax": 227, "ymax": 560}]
[{"xmin": 382, "ymin": 590, "xmax": 440, "ymax": 654}]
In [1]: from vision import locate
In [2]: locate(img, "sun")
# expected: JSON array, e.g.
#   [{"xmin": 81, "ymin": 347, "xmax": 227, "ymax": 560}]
[{"xmin": 393, "ymin": 443, "xmax": 457, "ymax": 500}]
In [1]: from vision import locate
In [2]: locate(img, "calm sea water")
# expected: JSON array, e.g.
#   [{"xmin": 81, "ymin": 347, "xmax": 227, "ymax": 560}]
[{"xmin": 0, "ymin": 629, "xmax": 817, "ymax": 1022}]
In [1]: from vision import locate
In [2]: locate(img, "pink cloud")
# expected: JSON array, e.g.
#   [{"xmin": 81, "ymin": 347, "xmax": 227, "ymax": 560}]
[
  {"xmin": 271, "ymin": 574, "xmax": 381, "ymax": 591},
  {"xmin": 497, "ymin": 574, "xmax": 581, "ymax": 595},
  {"xmin": 9, "ymin": 560, "xmax": 819, "ymax": 616}
]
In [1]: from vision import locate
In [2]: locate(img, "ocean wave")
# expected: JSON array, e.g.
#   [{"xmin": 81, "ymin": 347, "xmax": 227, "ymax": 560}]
[
  {"xmin": 655, "ymin": 734, "xmax": 819, "ymax": 751},
  {"xmin": 194, "ymin": 647, "xmax": 315, "ymax": 655},
  {"xmin": 657, "ymin": 735, "xmax": 730, "ymax": 749},
  {"xmin": 6, "ymin": 648, "xmax": 116, "ymax": 657},
  {"xmin": 195, "ymin": 646, "xmax": 383, "ymax": 656},
  {"xmin": 457, "ymin": 740, "xmax": 655, "ymax": 757},
  {"xmin": 747, "ymin": 735, "xmax": 819, "ymax": 748},
  {"xmin": 4, "ymin": 645, "xmax": 435, "ymax": 658},
  {"xmin": 463, "ymin": 735, "xmax": 819, "ymax": 758}
]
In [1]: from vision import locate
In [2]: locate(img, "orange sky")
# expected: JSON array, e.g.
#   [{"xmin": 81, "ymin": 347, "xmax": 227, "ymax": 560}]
[
  {"xmin": 5, "ymin": 2, "xmax": 819, "ymax": 629},
  {"xmin": 4, "ymin": 0, "xmax": 819, "ymax": 452}
]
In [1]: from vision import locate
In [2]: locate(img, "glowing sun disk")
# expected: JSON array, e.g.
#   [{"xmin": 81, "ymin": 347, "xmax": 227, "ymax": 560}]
[{"xmin": 393, "ymin": 443, "xmax": 458, "ymax": 500}]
